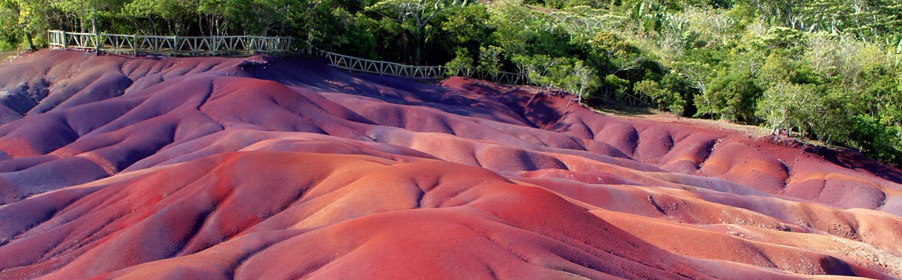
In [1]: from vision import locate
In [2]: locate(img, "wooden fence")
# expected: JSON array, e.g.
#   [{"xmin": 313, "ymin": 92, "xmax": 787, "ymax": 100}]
[
  {"xmin": 48, "ymin": 30, "xmax": 293, "ymax": 55},
  {"xmin": 48, "ymin": 30, "xmax": 528, "ymax": 84},
  {"xmin": 311, "ymin": 49, "xmax": 446, "ymax": 79}
]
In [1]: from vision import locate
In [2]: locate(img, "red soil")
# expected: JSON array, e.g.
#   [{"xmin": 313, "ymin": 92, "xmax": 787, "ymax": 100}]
[{"xmin": 0, "ymin": 49, "xmax": 901, "ymax": 279}]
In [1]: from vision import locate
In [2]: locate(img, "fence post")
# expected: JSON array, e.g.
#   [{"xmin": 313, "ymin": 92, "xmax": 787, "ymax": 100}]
[
  {"xmin": 132, "ymin": 34, "xmax": 138, "ymax": 56},
  {"xmin": 62, "ymin": 31, "xmax": 68, "ymax": 49},
  {"xmin": 172, "ymin": 35, "xmax": 178, "ymax": 55},
  {"xmin": 92, "ymin": 19, "xmax": 100, "ymax": 53},
  {"xmin": 211, "ymin": 37, "xmax": 217, "ymax": 56}
]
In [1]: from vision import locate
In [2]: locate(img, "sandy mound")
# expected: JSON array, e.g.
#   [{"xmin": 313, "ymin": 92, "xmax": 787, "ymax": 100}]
[{"xmin": 0, "ymin": 49, "xmax": 901, "ymax": 279}]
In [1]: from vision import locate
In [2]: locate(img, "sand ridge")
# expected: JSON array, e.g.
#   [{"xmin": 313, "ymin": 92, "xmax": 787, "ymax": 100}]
[{"xmin": 0, "ymin": 49, "xmax": 900, "ymax": 279}]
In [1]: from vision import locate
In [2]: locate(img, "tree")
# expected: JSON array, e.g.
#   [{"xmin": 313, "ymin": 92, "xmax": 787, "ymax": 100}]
[
  {"xmin": 756, "ymin": 81, "xmax": 806, "ymax": 135},
  {"xmin": 0, "ymin": 0, "xmax": 49, "ymax": 50},
  {"xmin": 326, "ymin": 8, "xmax": 378, "ymax": 58},
  {"xmin": 586, "ymin": 31, "xmax": 645, "ymax": 74},
  {"xmin": 563, "ymin": 60, "xmax": 599, "ymax": 104},
  {"xmin": 489, "ymin": 0, "xmax": 571, "ymax": 58},
  {"xmin": 848, "ymin": 114, "xmax": 902, "ymax": 164},
  {"xmin": 477, "ymin": 45, "xmax": 502, "ymax": 79},
  {"xmin": 487, "ymin": 0, "xmax": 538, "ymax": 57},
  {"xmin": 703, "ymin": 67, "xmax": 762, "ymax": 122},
  {"xmin": 367, "ymin": 0, "xmax": 465, "ymax": 64},
  {"xmin": 756, "ymin": 81, "xmax": 849, "ymax": 143},
  {"xmin": 602, "ymin": 73, "xmax": 633, "ymax": 104},
  {"xmin": 512, "ymin": 54, "xmax": 563, "ymax": 88},
  {"xmin": 51, "ymin": 0, "xmax": 129, "ymax": 33},
  {"xmin": 122, "ymin": 0, "xmax": 195, "ymax": 35},
  {"xmin": 293, "ymin": 0, "xmax": 343, "ymax": 51},
  {"xmin": 634, "ymin": 79, "xmax": 686, "ymax": 115},
  {"xmin": 0, "ymin": 1, "xmax": 18, "ymax": 50},
  {"xmin": 440, "ymin": 4, "xmax": 491, "ymax": 52},
  {"xmin": 671, "ymin": 58, "xmax": 714, "ymax": 116}
]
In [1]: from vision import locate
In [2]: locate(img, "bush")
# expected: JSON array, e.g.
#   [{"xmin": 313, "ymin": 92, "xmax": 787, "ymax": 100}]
[
  {"xmin": 445, "ymin": 48, "xmax": 475, "ymax": 77},
  {"xmin": 477, "ymin": 46, "xmax": 503, "ymax": 79},
  {"xmin": 0, "ymin": 40, "xmax": 14, "ymax": 51},
  {"xmin": 634, "ymin": 79, "xmax": 685, "ymax": 115},
  {"xmin": 757, "ymin": 82, "xmax": 806, "ymax": 134},
  {"xmin": 703, "ymin": 67, "xmax": 762, "ymax": 123},
  {"xmin": 555, "ymin": 60, "xmax": 599, "ymax": 103},
  {"xmin": 756, "ymin": 82, "xmax": 852, "ymax": 144},
  {"xmin": 848, "ymin": 115, "xmax": 902, "ymax": 165}
]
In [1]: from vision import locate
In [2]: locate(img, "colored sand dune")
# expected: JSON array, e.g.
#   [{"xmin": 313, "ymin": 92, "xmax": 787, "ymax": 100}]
[{"xmin": 1, "ymin": 50, "xmax": 902, "ymax": 279}]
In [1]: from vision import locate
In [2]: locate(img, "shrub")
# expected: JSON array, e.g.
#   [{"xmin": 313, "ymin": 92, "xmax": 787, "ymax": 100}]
[
  {"xmin": 704, "ymin": 67, "xmax": 762, "ymax": 123},
  {"xmin": 848, "ymin": 115, "xmax": 902, "ymax": 166},
  {"xmin": 634, "ymin": 79, "xmax": 686, "ymax": 115},
  {"xmin": 445, "ymin": 48, "xmax": 475, "ymax": 77}
]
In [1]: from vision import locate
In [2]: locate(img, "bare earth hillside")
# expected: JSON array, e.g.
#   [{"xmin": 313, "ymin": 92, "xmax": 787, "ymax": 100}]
[{"xmin": 1, "ymin": 50, "xmax": 902, "ymax": 279}]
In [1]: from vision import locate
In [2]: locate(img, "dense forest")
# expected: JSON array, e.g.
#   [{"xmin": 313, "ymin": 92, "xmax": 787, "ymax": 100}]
[{"xmin": 1, "ymin": 0, "xmax": 901, "ymax": 166}]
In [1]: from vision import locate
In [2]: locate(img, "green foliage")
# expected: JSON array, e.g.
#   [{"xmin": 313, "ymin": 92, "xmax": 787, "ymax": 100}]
[
  {"xmin": 509, "ymin": 54, "xmax": 598, "ymax": 103},
  {"xmin": 366, "ymin": 0, "xmax": 464, "ymax": 64},
  {"xmin": 329, "ymin": 10, "xmax": 378, "ymax": 58},
  {"xmin": 634, "ymin": 79, "xmax": 686, "ymax": 115},
  {"xmin": 488, "ymin": 1, "xmax": 571, "ymax": 58},
  {"xmin": 755, "ymin": 0, "xmax": 902, "ymax": 40},
  {"xmin": 0, "ymin": 40, "xmax": 12, "ymax": 51},
  {"xmin": 701, "ymin": 67, "xmax": 761, "ymax": 122},
  {"xmin": 445, "ymin": 47, "xmax": 474, "ymax": 76},
  {"xmin": 585, "ymin": 31, "xmax": 644, "ymax": 73},
  {"xmin": 848, "ymin": 115, "xmax": 902, "ymax": 164},
  {"xmin": 441, "ymin": 4, "xmax": 491, "ymax": 53},
  {"xmin": 749, "ymin": 27, "xmax": 806, "ymax": 56},
  {"xmin": 477, "ymin": 45, "xmax": 502, "ymax": 78},
  {"xmin": 756, "ymin": 82, "xmax": 815, "ymax": 136},
  {"xmin": 602, "ymin": 73, "xmax": 630, "ymax": 100},
  {"xmin": 512, "ymin": 54, "xmax": 562, "ymax": 88},
  {"xmin": 1, "ymin": 0, "xmax": 50, "ymax": 50},
  {"xmin": 556, "ymin": 60, "xmax": 599, "ymax": 102},
  {"xmin": 756, "ymin": 81, "xmax": 850, "ymax": 143},
  {"xmin": 757, "ymin": 54, "xmax": 817, "ymax": 86}
]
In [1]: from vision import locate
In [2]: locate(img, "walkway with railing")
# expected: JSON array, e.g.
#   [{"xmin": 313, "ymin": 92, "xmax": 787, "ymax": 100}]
[
  {"xmin": 303, "ymin": 47, "xmax": 526, "ymax": 82},
  {"xmin": 48, "ymin": 30, "xmax": 293, "ymax": 56},
  {"xmin": 47, "ymin": 30, "xmax": 527, "ymax": 83},
  {"xmin": 311, "ymin": 49, "xmax": 447, "ymax": 79}
]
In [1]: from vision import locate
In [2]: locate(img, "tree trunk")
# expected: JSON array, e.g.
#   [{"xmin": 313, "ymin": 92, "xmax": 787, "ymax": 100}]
[
  {"xmin": 24, "ymin": 31, "xmax": 36, "ymax": 51},
  {"xmin": 414, "ymin": 39, "xmax": 422, "ymax": 65}
]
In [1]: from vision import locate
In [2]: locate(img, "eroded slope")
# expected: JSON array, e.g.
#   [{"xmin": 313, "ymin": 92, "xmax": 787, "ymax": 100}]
[{"xmin": 0, "ymin": 50, "xmax": 901, "ymax": 279}]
